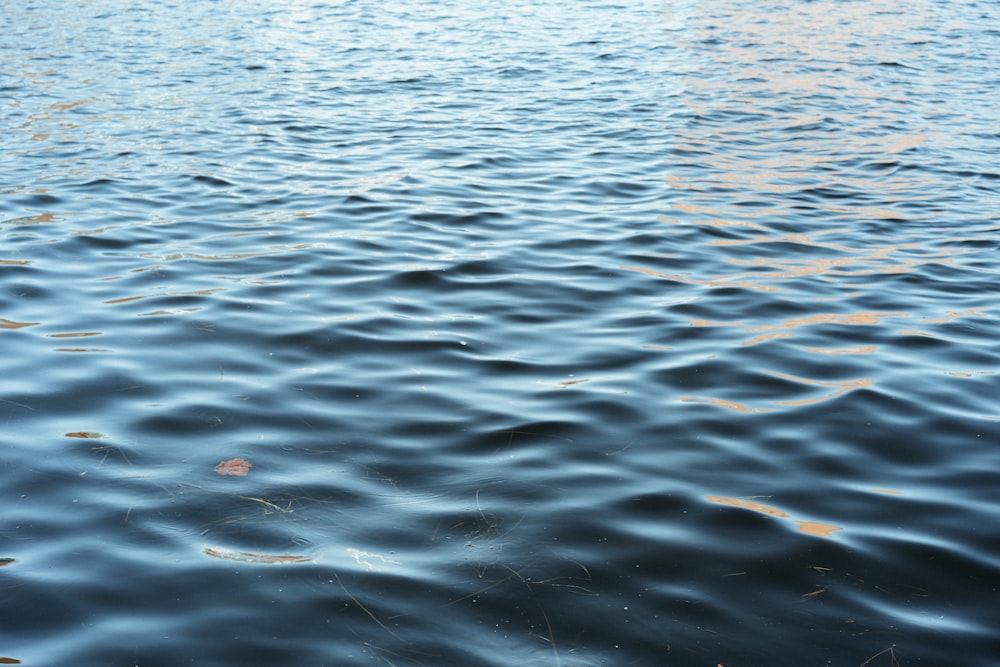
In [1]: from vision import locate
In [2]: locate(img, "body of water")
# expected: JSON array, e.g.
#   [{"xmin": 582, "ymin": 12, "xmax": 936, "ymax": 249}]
[{"xmin": 2, "ymin": 0, "xmax": 999, "ymax": 664}]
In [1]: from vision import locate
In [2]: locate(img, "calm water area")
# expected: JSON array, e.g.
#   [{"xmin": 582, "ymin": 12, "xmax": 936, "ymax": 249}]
[{"xmin": 2, "ymin": 0, "xmax": 999, "ymax": 664}]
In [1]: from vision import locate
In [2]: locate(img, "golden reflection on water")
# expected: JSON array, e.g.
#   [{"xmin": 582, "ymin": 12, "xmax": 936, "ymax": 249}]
[
  {"xmin": 677, "ymin": 396, "xmax": 769, "ymax": 413},
  {"xmin": 654, "ymin": 0, "xmax": 953, "ymax": 362},
  {"xmin": 767, "ymin": 372, "xmax": 872, "ymax": 407},
  {"xmin": 795, "ymin": 521, "xmax": 842, "ymax": 538},
  {"xmin": 923, "ymin": 308, "xmax": 989, "ymax": 324},
  {"xmin": 630, "ymin": 218, "xmax": 953, "ymax": 291},
  {"xmin": 676, "ymin": 375, "xmax": 870, "ymax": 411},
  {"xmin": 660, "ymin": 207, "xmax": 768, "ymax": 231},
  {"xmin": 689, "ymin": 319, "xmax": 742, "ymax": 327},
  {"xmin": 739, "ymin": 332, "xmax": 794, "ymax": 347},
  {"xmin": 649, "ymin": 306, "xmax": 910, "ymax": 410},
  {"xmin": 712, "ymin": 228, "xmax": 853, "ymax": 249},
  {"xmin": 746, "ymin": 311, "xmax": 908, "ymax": 333},
  {"xmin": 708, "ymin": 496, "xmax": 788, "ymax": 518},
  {"xmin": 716, "ymin": 238, "xmax": 947, "ymax": 282},
  {"xmin": 673, "ymin": 0, "xmax": 935, "ymax": 143},
  {"xmin": 706, "ymin": 496, "xmax": 842, "ymax": 538},
  {"xmin": 754, "ymin": 252, "xmax": 951, "ymax": 280}
]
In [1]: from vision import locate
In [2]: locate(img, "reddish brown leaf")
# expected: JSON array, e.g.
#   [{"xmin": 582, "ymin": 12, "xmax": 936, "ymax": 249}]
[
  {"xmin": 214, "ymin": 457, "xmax": 252, "ymax": 476},
  {"xmin": 0, "ymin": 658, "xmax": 22, "ymax": 664},
  {"xmin": 65, "ymin": 431, "xmax": 106, "ymax": 439}
]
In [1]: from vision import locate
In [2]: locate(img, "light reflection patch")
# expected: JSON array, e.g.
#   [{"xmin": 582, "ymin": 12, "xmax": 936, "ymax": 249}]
[{"xmin": 706, "ymin": 495, "xmax": 842, "ymax": 538}]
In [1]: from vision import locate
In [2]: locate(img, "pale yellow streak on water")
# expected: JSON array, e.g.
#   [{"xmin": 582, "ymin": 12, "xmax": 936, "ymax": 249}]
[
  {"xmin": 766, "ymin": 371, "xmax": 873, "ymax": 406},
  {"xmin": 719, "ymin": 243, "xmax": 949, "ymax": 282},
  {"xmin": 706, "ymin": 496, "xmax": 842, "ymax": 538},
  {"xmin": 746, "ymin": 312, "xmax": 909, "ymax": 332},
  {"xmin": 711, "ymin": 228, "xmax": 853, "ymax": 248},
  {"xmin": 677, "ymin": 396, "xmax": 769, "ymax": 413},
  {"xmin": 739, "ymin": 332, "xmax": 795, "ymax": 346},
  {"xmin": 689, "ymin": 319, "xmax": 743, "ymax": 327},
  {"xmin": 796, "ymin": 521, "xmax": 842, "ymax": 538},
  {"xmin": 923, "ymin": 308, "xmax": 989, "ymax": 324}
]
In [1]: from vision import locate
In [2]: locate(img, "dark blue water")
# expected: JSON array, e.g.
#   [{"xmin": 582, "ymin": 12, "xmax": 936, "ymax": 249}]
[{"xmin": 2, "ymin": 0, "xmax": 999, "ymax": 665}]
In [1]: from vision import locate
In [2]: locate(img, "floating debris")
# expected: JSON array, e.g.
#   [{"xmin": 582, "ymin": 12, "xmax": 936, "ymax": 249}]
[
  {"xmin": 204, "ymin": 547, "xmax": 312, "ymax": 564},
  {"xmin": 214, "ymin": 458, "xmax": 252, "ymax": 476}
]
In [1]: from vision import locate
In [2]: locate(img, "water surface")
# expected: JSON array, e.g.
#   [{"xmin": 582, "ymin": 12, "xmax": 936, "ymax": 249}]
[{"xmin": 2, "ymin": 0, "xmax": 999, "ymax": 665}]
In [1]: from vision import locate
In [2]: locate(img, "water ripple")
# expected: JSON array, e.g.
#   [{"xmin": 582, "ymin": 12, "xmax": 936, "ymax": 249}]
[{"xmin": 3, "ymin": 0, "xmax": 999, "ymax": 665}]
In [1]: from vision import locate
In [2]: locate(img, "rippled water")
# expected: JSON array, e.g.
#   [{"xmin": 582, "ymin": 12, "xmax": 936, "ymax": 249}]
[{"xmin": 2, "ymin": 0, "xmax": 999, "ymax": 664}]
